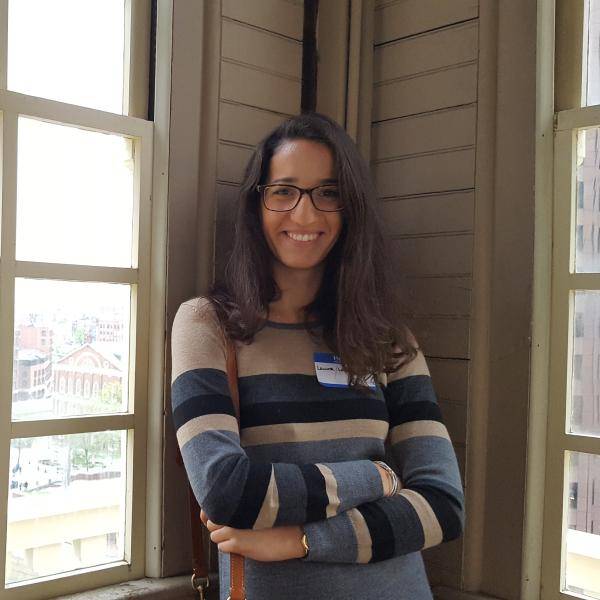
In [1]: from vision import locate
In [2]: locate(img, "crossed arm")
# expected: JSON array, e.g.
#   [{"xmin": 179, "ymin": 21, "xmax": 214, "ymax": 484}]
[{"xmin": 202, "ymin": 367, "xmax": 465, "ymax": 565}]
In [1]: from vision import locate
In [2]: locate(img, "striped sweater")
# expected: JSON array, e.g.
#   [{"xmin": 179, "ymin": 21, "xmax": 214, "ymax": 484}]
[{"xmin": 170, "ymin": 297, "xmax": 465, "ymax": 600}]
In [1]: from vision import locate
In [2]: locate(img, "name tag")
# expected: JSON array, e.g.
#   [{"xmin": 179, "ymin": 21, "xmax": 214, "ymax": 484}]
[{"xmin": 313, "ymin": 352, "xmax": 376, "ymax": 389}]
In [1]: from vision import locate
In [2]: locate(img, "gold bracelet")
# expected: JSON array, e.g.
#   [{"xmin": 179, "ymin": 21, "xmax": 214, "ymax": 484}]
[{"xmin": 301, "ymin": 531, "xmax": 309, "ymax": 558}]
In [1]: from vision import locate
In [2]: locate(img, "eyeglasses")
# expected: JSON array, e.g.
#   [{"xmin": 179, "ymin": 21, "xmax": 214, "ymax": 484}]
[{"xmin": 256, "ymin": 184, "xmax": 344, "ymax": 212}]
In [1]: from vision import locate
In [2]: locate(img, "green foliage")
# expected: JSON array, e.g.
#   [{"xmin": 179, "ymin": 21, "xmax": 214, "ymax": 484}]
[{"xmin": 70, "ymin": 431, "xmax": 122, "ymax": 472}]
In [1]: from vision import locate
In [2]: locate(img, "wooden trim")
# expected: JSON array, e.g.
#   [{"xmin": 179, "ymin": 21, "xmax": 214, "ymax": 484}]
[
  {"xmin": 315, "ymin": 0, "xmax": 348, "ymax": 125},
  {"xmin": 0, "ymin": 111, "xmax": 17, "ymax": 591},
  {"xmin": 0, "ymin": 0, "xmax": 7, "ymax": 89},
  {"xmin": 521, "ymin": 0, "xmax": 556, "ymax": 598},
  {"xmin": 554, "ymin": 0, "xmax": 584, "ymax": 111},
  {"xmin": 301, "ymin": 0, "xmax": 318, "ymax": 112},
  {"xmin": 124, "ymin": 0, "xmax": 152, "ymax": 119},
  {"xmin": 461, "ymin": 1, "xmax": 496, "ymax": 590},
  {"xmin": 346, "ymin": 0, "xmax": 374, "ymax": 159},
  {"xmin": 146, "ymin": 0, "xmax": 171, "ymax": 579}
]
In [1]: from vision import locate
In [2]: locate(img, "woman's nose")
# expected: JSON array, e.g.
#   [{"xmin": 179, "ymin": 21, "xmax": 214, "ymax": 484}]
[{"xmin": 290, "ymin": 191, "xmax": 319, "ymax": 224}]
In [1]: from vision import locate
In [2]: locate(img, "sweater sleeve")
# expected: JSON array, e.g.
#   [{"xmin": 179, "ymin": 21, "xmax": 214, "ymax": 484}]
[
  {"xmin": 171, "ymin": 298, "xmax": 386, "ymax": 531},
  {"xmin": 300, "ymin": 336, "xmax": 465, "ymax": 563}
]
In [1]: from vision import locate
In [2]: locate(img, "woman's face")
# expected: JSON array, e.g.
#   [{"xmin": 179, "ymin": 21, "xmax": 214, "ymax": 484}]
[{"xmin": 260, "ymin": 139, "xmax": 343, "ymax": 273}]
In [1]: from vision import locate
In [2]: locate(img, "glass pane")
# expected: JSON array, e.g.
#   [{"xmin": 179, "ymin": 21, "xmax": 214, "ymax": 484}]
[
  {"xmin": 5, "ymin": 431, "xmax": 127, "ymax": 585},
  {"xmin": 16, "ymin": 117, "xmax": 135, "ymax": 268},
  {"xmin": 575, "ymin": 128, "xmax": 600, "ymax": 273},
  {"xmin": 565, "ymin": 451, "xmax": 600, "ymax": 599},
  {"xmin": 570, "ymin": 292, "xmax": 600, "ymax": 437},
  {"xmin": 12, "ymin": 279, "xmax": 130, "ymax": 421},
  {"xmin": 583, "ymin": 1, "xmax": 600, "ymax": 107},
  {"xmin": 7, "ymin": 0, "xmax": 126, "ymax": 113}
]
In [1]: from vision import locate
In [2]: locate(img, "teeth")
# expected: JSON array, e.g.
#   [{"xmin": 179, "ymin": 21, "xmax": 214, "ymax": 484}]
[{"xmin": 286, "ymin": 232, "xmax": 320, "ymax": 242}]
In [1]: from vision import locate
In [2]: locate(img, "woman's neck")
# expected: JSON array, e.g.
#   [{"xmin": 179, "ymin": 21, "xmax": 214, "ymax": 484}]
[{"xmin": 267, "ymin": 261, "xmax": 324, "ymax": 323}]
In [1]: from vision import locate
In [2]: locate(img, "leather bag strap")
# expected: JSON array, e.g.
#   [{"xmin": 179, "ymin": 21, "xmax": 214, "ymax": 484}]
[
  {"xmin": 223, "ymin": 336, "xmax": 246, "ymax": 600},
  {"xmin": 178, "ymin": 326, "xmax": 245, "ymax": 599}
]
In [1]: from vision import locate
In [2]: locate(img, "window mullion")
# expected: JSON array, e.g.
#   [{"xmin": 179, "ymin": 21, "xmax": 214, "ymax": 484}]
[
  {"xmin": 10, "ymin": 414, "xmax": 136, "ymax": 439},
  {"xmin": 13, "ymin": 262, "xmax": 138, "ymax": 286},
  {"xmin": 126, "ymin": 123, "xmax": 153, "ymax": 576},
  {"xmin": 557, "ymin": 105, "xmax": 600, "ymax": 132},
  {"xmin": 0, "ymin": 90, "xmax": 152, "ymax": 140},
  {"xmin": 0, "ymin": 0, "xmax": 7, "ymax": 90},
  {"xmin": 541, "ymin": 126, "xmax": 577, "ymax": 600},
  {"xmin": 0, "ymin": 109, "xmax": 18, "ymax": 598}
]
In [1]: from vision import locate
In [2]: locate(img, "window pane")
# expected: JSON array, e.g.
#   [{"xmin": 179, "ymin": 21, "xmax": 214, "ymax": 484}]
[
  {"xmin": 570, "ymin": 292, "xmax": 600, "ymax": 437},
  {"xmin": 16, "ymin": 117, "xmax": 135, "ymax": 268},
  {"xmin": 565, "ymin": 451, "xmax": 600, "ymax": 599},
  {"xmin": 575, "ymin": 129, "xmax": 600, "ymax": 272},
  {"xmin": 583, "ymin": 0, "xmax": 600, "ymax": 107},
  {"xmin": 12, "ymin": 279, "xmax": 130, "ymax": 421},
  {"xmin": 5, "ymin": 431, "xmax": 127, "ymax": 585},
  {"xmin": 7, "ymin": 0, "xmax": 126, "ymax": 113}
]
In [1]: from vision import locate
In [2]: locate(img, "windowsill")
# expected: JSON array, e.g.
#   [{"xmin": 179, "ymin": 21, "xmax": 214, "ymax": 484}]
[{"xmin": 56, "ymin": 574, "xmax": 220, "ymax": 600}]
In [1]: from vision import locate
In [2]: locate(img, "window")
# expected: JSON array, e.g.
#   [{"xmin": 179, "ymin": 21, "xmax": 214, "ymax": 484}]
[
  {"xmin": 542, "ymin": 1, "xmax": 600, "ymax": 597},
  {"xmin": 0, "ymin": 1, "xmax": 154, "ymax": 598}
]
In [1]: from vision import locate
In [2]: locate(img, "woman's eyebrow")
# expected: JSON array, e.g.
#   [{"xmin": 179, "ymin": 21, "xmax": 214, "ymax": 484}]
[{"xmin": 270, "ymin": 177, "xmax": 338, "ymax": 184}]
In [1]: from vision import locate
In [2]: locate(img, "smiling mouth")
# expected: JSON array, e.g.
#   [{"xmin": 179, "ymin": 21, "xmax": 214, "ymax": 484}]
[{"xmin": 284, "ymin": 231, "xmax": 322, "ymax": 242}]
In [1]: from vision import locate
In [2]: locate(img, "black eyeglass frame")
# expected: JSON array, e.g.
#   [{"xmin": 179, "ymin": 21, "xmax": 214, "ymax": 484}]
[{"xmin": 256, "ymin": 183, "xmax": 344, "ymax": 212}]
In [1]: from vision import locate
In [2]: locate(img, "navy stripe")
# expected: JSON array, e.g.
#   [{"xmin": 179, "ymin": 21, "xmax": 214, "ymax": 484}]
[
  {"xmin": 411, "ymin": 484, "xmax": 463, "ymax": 541},
  {"xmin": 238, "ymin": 373, "xmax": 384, "ymax": 403},
  {"xmin": 228, "ymin": 462, "xmax": 273, "ymax": 529},
  {"xmin": 299, "ymin": 464, "xmax": 329, "ymax": 522},
  {"xmin": 384, "ymin": 375, "xmax": 436, "ymax": 404},
  {"xmin": 356, "ymin": 502, "xmax": 395, "ymax": 562},
  {"xmin": 240, "ymin": 398, "xmax": 388, "ymax": 427},
  {"xmin": 172, "ymin": 393, "xmax": 235, "ymax": 429},
  {"xmin": 172, "ymin": 367, "xmax": 229, "ymax": 395},
  {"xmin": 387, "ymin": 400, "xmax": 443, "ymax": 427}
]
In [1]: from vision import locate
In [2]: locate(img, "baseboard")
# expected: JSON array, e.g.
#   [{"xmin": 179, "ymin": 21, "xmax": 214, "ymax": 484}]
[{"xmin": 432, "ymin": 585, "xmax": 504, "ymax": 600}]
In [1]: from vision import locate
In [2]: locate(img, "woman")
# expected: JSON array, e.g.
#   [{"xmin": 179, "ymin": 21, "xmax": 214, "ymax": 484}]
[{"xmin": 170, "ymin": 112, "xmax": 465, "ymax": 599}]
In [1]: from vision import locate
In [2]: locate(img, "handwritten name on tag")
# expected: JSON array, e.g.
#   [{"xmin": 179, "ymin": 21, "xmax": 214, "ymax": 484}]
[{"xmin": 313, "ymin": 352, "xmax": 376, "ymax": 388}]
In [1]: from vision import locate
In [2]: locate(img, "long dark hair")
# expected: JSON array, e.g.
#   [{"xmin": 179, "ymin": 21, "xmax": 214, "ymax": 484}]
[{"xmin": 207, "ymin": 111, "xmax": 418, "ymax": 389}]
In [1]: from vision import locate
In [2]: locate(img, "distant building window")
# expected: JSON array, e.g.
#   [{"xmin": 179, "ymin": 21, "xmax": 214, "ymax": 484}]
[
  {"xmin": 569, "ymin": 481, "xmax": 578, "ymax": 509},
  {"xmin": 575, "ymin": 312, "xmax": 584, "ymax": 337},
  {"xmin": 577, "ymin": 224, "xmax": 585, "ymax": 251},
  {"xmin": 577, "ymin": 180, "xmax": 584, "ymax": 208},
  {"xmin": 572, "ymin": 395, "xmax": 584, "ymax": 427},
  {"xmin": 574, "ymin": 354, "xmax": 583, "ymax": 380}
]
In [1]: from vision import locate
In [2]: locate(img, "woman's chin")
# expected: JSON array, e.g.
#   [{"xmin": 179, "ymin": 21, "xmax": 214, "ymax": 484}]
[{"xmin": 275, "ymin": 255, "xmax": 326, "ymax": 272}]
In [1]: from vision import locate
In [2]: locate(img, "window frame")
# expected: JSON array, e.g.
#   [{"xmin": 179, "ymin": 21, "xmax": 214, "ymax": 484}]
[
  {"xmin": 537, "ymin": 1, "xmax": 600, "ymax": 598},
  {"xmin": 0, "ymin": 1, "xmax": 161, "ymax": 598}
]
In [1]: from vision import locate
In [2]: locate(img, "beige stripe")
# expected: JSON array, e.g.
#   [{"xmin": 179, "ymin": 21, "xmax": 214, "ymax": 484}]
[
  {"xmin": 240, "ymin": 419, "xmax": 388, "ymax": 446},
  {"xmin": 238, "ymin": 327, "xmax": 331, "ymax": 377},
  {"xmin": 387, "ymin": 349, "xmax": 430, "ymax": 384},
  {"xmin": 252, "ymin": 465, "xmax": 279, "ymax": 530},
  {"xmin": 389, "ymin": 420, "xmax": 450, "ymax": 445},
  {"xmin": 171, "ymin": 299, "xmax": 228, "ymax": 381},
  {"xmin": 177, "ymin": 414, "xmax": 239, "ymax": 447},
  {"xmin": 398, "ymin": 488, "xmax": 443, "ymax": 549},
  {"xmin": 316, "ymin": 463, "xmax": 340, "ymax": 517},
  {"xmin": 347, "ymin": 508, "xmax": 373, "ymax": 563}
]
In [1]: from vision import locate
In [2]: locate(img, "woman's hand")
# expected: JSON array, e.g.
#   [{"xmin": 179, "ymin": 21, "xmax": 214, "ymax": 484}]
[{"xmin": 200, "ymin": 509, "xmax": 306, "ymax": 562}]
